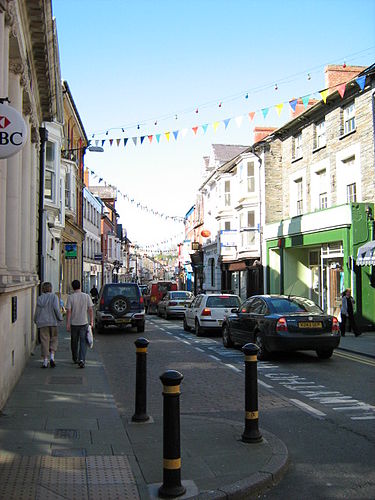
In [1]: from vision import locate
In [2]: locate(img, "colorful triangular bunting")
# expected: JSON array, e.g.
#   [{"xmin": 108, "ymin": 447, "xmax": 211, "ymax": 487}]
[
  {"xmin": 289, "ymin": 99, "xmax": 298, "ymax": 112},
  {"xmin": 202, "ymin": 124, "xmax": 208, "ymax": 134},
  {"xmin": 248, "ymin": 111, "xmax": 255, "ymax": 122},
  {"xmin": 320, "ymin": 89, "xmax": 329, "ymax": 103},
  {"xmin": 165, "ymin": 132, "xmax": 170, "ymax": 142},
  {"xmin": 140, "ymin": 136, "xmax": 145, "ymax": 144},
  {"xmin": 148, "ymin": 135, "xmax": 153, "ymax": 143},
  {"xmin": 173, "ymin": 130, "xmax": 179, "ymax": 140},
  {"xmin": 235, "ymin": 116, "xmax": 243, "ymax": 128},
  {"xmin": 192, "ymin": 126, "xmax": 199, "ymax": 135},
  {"xmin": 123, "ymin": 138, "xmax": 128, "ymax": 147},
  {"xmin": 213, "ymin": 121, "xmax": 220, "ymax": 132},
  {"xmin": 223, "ymin": 118, "xmax": 231, "ymax": 129},
  {"xmin": 302, "ymin": 95, "xmax": 310, "ymax": 108},
  {"xmin": 116, "ymin": 139, "xmax": 121, "ymax": 147},
  {"xmin": 156, "ymin": 134, "xmax": 161, "ymax": 143},
  {"xmin": 337, "ymin": 83, "xmax": 346, "ymax": 98},
  {"xmin": 356, "ymin": 75, "xmax": 366, "ymax": 91},
  {"xmin": 275, "ymin": 103, "xmax": 284, "ymax": 116},
  {"xmin": 132, "ymin": 137, "xmax": 137, "ymax": 146},
  {"xmin": 262, "ymin": 107, "xmax": 269, "ymax": 119}
]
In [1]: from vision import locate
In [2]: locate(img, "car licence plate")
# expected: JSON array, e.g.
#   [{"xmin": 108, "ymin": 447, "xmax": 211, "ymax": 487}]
[
  {"xmin": 299, "ymin": 322, "xmax": 322, "ymax": 328},
  {"xmin": 116, "ymin": 318, "xmax": 131, "ymax": 324}
]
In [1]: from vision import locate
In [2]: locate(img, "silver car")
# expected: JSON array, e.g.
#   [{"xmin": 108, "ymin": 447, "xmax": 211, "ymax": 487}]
[
  {"xmin": 184, "ymin": 293, "xmax": 241, "ymax": 336},
  {"xmin": 157, "ymin": 291, "xmax": 194, "ymax": 319}
]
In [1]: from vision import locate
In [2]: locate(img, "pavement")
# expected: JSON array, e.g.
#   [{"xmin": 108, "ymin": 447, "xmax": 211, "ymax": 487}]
[{"xmin": 0, "ymin": 326, "xmax": 373, "ymax": 500}]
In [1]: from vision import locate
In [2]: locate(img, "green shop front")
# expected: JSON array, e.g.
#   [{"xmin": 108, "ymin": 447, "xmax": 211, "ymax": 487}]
[{"xmin": 264, "ymin": 203, "xmax": 374, "ymax": 330}]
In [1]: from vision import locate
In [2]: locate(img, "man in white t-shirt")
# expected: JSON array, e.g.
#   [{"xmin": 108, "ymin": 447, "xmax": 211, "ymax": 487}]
[{"xmin": 66, "ymin": 280, "xmax": 94, "ymax": 368}]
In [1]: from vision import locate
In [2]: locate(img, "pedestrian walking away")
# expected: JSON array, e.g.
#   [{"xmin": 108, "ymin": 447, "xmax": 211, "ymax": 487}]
[
  {"xmin": 66, "ymin": 279, "xmax": 94, "ymax": 368},
  {"xmin": 340, "ymin": 288, "xmax": 361, "ymax": 337},
  {"xmin": 34, "ymin": 282, "xmax": 63, "ymax": 368}
]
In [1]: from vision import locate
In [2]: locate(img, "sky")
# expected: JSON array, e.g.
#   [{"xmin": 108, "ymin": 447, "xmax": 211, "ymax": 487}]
[{"xmin": 52, "ymin": 0, "xmax": 375, "ymax": 250}]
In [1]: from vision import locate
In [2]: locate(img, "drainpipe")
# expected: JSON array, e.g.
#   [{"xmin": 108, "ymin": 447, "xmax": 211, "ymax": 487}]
[
  {"xmin": 250, "ymin": 144, "xmax": 265, "ymax": 293},
  {"xmin": 38, "ymin": 127, "xmax": 48, "ymax": 289}
]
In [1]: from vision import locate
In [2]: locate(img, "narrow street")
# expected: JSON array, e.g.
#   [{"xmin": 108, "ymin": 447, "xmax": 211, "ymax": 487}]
[{"xmin": 97, "ymin": 316, "xmax": 375, "ymax": 499}]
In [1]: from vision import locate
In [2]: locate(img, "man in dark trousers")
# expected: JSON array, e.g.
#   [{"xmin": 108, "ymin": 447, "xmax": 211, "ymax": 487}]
[
  {"xmin": 340, "ymin": 288, "xmax": 361, "ymax": 337},
  {"xmin": 66, "ymin": 280, "xmax": 94, "ymax": 368}
]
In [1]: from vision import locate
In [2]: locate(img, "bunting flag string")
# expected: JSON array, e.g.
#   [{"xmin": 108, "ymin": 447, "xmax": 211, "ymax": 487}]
[
  {"xmin": 88, "ymin": 169, "xmax": 186, "ymax": 224},
  {"xmin": 89, "ymin": 73, "xmax": 368, "ymax": 148}
]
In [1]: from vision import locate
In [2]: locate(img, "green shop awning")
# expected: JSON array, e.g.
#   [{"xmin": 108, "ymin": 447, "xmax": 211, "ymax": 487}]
[{"xmin": 356, "ymin": 241, "xmax": 375, "ymax": 266}]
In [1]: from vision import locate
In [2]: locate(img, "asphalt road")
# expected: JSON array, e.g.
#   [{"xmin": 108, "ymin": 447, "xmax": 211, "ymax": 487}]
[{"xmin": 95, "ymin": 316, "xmax": 375, "ymax": 499}]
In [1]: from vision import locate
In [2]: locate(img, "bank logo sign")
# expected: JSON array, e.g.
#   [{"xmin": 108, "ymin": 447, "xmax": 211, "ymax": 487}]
[{"xmin": 0, "ymin": 103, "xmax": 28, "ymax": 159}]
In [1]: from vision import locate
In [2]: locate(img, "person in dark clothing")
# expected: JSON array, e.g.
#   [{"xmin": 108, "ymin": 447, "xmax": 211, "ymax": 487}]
[
  {"xmin": 90, "ymin": 285, "xmax": 99, "ymax": 303},
  {"xmin": 340, "ymin": 288, "xmax": 361, "ymax": 337}
]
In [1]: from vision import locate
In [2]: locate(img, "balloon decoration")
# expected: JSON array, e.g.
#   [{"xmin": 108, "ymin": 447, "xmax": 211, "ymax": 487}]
[{"xmin": 201, "ymin": 229, "xmax": 211, "ymax": 238}]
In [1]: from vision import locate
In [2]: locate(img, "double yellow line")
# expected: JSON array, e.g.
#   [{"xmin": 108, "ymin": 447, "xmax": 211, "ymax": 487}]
[{"xmin": 334, "ymin": 350, "xmax": 375, "ymax": 367}]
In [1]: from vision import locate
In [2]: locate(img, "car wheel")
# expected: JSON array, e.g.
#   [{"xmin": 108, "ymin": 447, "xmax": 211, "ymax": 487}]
[
  {"xmin": 110, "ymin": 295, "xmax": 130, "ymax": 317},
  {"xmin": 137, "ymin": 322, "xmax": 145, "ymax": 333},
  {"xmin": 316, "ymin": 348, "xmax": 333, "ymax": 359},
  {"xmin": 183, "ymin": 317, "xmax": 190, "ymax": 331},
  {"xmin": 222, "ymin": 323, "xmax": 234, "ymax": 348},
  {"xmin": 255, "ymin": 333, "xmax": 270, "ymax": 360},
  {"xmin": 195, "ymin": 319, "xmax": 203, "ymax": 337}
]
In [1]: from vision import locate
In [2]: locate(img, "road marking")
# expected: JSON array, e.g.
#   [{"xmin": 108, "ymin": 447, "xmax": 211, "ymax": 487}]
[
  {"xmin": 350, "ymin": 415, "xmax": 375, "ymax": 420},
  {"xmin": 334, "ymin": 351, "xmax": 375, "ymax": 366},
  {"xmin": 258, "ymin": 380, "xmax": 273, "ymax": 389},
  {"xmin": 224, "ymin": 363, "xmax": 241, "ymax": 373},
  {"xmin": 195, "ymin": 347, "xmax": 204, "ymax": 352},
  {"xmin": 209, "ymin": 355, "xmax": 220, "ymax": 361},
  {"xmin": 289, "ymin": 398, "xmax": 326, "ymax": 418}
]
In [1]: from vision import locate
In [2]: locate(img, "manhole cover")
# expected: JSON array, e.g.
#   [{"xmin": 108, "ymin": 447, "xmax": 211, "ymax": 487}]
[
  {"xmin": 51, "ymin": 448, "xmax": 86, "ymax": 457},
  {"xmin": 48, "ymin": 376, "xmax": 82, "ymax": 385},
  {"xmin": 54, "ymin": 429, "xmax": 79, "ymax": 439}
]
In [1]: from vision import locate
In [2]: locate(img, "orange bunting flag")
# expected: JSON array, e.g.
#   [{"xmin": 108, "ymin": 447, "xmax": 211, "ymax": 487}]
[
  {"xmin": 275, "ymin": 103, "xmax": 284, "ymax": 116},
  {"xmin": 192, "ymin": 126, "xmax": 199, "ymax": 135},
  {"xmin": 148, "ymin": 135, "xmax": 153, "ymax": 143},
  {"xmin": 213, "ymin": 121, "xmax": 220, "ymax": 132},
  {"xmin": 338, "ymin": 83, "xmax": 346, "ymax": 98},
  {"xmin": 248, "ymin": 111, "xmax": 255, "ymax": 121},
  {"xmin": 165, "ymin": 132, "xmax": 170, "ymax": 142},
  {"xmin": 320, "ymin": 89, "xmax": 329, "ymax": 103}
]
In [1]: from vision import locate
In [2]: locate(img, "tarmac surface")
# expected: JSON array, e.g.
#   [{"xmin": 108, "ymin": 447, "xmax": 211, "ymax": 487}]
[{"xmin": 0, "ymin": 325, "xmax": 373, "ymax": 499}]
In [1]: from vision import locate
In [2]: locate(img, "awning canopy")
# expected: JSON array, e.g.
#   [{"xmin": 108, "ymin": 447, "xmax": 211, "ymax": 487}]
[{"xmin": 356, "ymin": 240, "xmax": 375, "ymax": 266}]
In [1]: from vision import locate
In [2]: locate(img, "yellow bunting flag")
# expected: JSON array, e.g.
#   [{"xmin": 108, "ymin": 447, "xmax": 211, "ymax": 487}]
[
  {"xmin": 213, "ymin": 121, "xmax": 220, "ymax": 132},
  {"xmin": 116, "ymin": 139, "xmax": 121, "ymax": 147},
  {"xmin": 320, "ymin": 89, "xmax": 329, "ymax": 103},
  {"xmin": 165, "ymin": 132, "xmax": 170, "ymax": 142},
  {"xmin": 275, "ymin": 103, "xmax": 284, "ymax": 116}
]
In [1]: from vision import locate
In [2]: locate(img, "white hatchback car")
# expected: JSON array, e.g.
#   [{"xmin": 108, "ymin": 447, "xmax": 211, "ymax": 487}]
[{"xmin": 183, "ymin": 293, "xmax": 241, "ymax": 336}]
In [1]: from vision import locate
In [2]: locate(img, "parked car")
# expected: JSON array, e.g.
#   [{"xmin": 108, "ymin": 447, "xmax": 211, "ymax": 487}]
[
  {"xmin": 184, "ymin": 293, "xmax": 241, "ymax": 336},
  {"xmin": 146, "ymin": 281, "xmax": 177, "ymax": 314},
  {"xmin": 222, "ymin": 294, "xmax": 341, "ymax": 360},
  {"xmin": 94, "ymin": 283, "xmax": 145, "ymax": 334},
  {"xmin": 157, "ymin": 291, "xmax": 194, "ymax": 319}
]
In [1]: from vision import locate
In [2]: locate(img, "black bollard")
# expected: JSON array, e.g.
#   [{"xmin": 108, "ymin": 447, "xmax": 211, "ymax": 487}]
[
  {"xmin": 132, "ymin": 337, "xmax": 150, "ymax": 422},
  {"xmin": 241, "ymin": 343, "xmax": 263, "ymax": 443},
  {"xmin": 158, "ymin": 370, "xmax": 186, "ymax": 498}
]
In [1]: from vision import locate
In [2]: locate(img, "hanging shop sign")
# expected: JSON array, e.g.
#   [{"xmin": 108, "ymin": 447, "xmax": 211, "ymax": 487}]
[
  {"xmin": 0, "ymin": 103, "xmax": 28, "ymax": 159},
  {"xmin": 64, "ymin": 242, "xmax": 78, "ymax": 260}
]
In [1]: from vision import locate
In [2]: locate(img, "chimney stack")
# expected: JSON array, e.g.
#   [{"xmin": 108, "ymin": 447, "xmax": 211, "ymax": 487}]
[{"xmin": 325, "ymin": 65, "xmax": 366, "ymax": 95}]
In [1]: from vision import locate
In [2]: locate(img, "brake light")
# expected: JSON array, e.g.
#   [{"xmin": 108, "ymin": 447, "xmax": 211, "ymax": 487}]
[
  {"xmin": 169, "ymin": 301, "xmax": 177, "ymax": 306},
  {"xmin": 276, "ymin": 317, "xmax": 288, "ymax": 332},
  {"xmin": 332, "ymin": 317, "xmax": 340, "ymax": 333},
  {"xmin": 100, "ymin": 297, "xmax": 105, "ymax": 306},
  {"xmin": 201, "ymin": 308, "xmax": 211, "ymax": 316},
  {"xmin": 140, "ymin": 296, "xmax": 144, "ymax": 304}
]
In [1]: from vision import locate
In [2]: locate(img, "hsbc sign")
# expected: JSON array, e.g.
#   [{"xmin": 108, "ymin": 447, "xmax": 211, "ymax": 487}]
[{"xmin": 0, "ymin": 103, "xmax": 28, "ymax": 159}]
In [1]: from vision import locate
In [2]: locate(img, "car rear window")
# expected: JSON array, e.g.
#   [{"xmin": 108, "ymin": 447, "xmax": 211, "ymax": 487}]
[
  {"xmin": 170, "ymin": 292, "xmax": 192, "ymax": 299},
  {"xmin": 271, "ymin": 297, "xmax": 323, "ymax": 313},
  {"xmin": 206, "ymin": 296, "xmax": 240, "ymax": 308},
  {"xmin": 105, "ymin": 286, "xmax": 140, "ymax": 300}
]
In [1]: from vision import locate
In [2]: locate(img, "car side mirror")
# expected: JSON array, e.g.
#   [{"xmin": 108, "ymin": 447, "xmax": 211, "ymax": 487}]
[{"xmin": 231, "ymin": 307, "xmax": 239, "ymax": 313}]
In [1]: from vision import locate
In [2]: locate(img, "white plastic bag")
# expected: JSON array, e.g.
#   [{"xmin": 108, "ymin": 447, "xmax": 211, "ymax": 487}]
[{"xmin": 86, "ymin": 325, "xmax": 94, "ymax": 348}]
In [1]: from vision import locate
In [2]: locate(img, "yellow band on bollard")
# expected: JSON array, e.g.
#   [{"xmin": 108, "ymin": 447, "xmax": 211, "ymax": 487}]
[
  {"xmin": 246, "ymin": 411, "xmax": 259, "ymax": 420},
  {"xmin": 136, "ymin": 347, "xmax": 147, "ymax": 353},
  {"xmin": 245, "ymin": 355, "xmax": 258, "ymax": 362},
  {"xmin": 163, "ymin": 385, "xmax": 180, "ymax": 394},
  {"xmin": 163, "ymin": 458, "xmax": 181, "ymax": 469}
]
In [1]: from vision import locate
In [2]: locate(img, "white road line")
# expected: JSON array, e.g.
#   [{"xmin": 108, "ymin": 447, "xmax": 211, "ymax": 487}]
[
  {"xmin": 258, "ymin": 380, "xmax": 273, "ymax": 389},
  {"xmin": 209, "ymin": 355, "xmax": 220, "ymax": 361},
  {"xmin": 180, "ymin": 340, "xmax": 190, "ymax": 345},
  {"xmin": 289, "ymin": 398, "xmax": 326, "ymax": 418},
  {"xmin": 351, "ymin": 415, "xmax": 375, "ymax": 420},
  {"xmin": 224, "ymin": 363, "xmax": 241, "ymax": 373},
  {"xmin": 195, "ymin": 347, "xmax": 204, "ymax": 352}
]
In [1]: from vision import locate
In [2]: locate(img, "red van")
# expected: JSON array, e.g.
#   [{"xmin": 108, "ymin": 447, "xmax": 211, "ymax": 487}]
[{"xmin": 146, "ymin": 281, "xmax": 177, "ymax": 314}]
